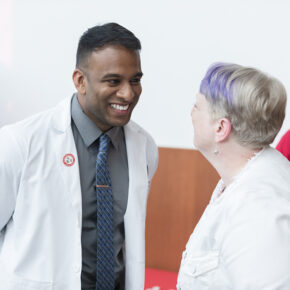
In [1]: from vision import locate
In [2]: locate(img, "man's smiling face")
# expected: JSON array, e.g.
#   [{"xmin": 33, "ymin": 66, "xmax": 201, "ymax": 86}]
[{"xmin": 76, "ymin": 45, "xmax": 143, "ymax": 131}]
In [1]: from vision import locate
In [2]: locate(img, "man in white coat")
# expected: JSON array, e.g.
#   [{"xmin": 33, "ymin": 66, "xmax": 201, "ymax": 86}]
[{"xmin": 0, "ymin": 23, "xmax": 158, "ymax": 290}]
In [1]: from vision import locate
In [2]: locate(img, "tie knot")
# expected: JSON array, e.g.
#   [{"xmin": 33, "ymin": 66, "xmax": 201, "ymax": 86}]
[{"xmin": 99, "ymin": 133, "xmax": 110, "ymax": 153}]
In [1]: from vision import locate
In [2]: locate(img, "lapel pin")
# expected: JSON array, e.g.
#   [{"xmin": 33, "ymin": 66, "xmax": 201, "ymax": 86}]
[{"xmin": 63, "ymin": 153, "xmax": 75, "ymax": 167}]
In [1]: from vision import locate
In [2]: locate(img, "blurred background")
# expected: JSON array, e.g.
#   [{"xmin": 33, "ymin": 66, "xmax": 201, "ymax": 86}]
[{"xmin": 1, "ymin": 0, "xmax": 289, "ymax": 148}]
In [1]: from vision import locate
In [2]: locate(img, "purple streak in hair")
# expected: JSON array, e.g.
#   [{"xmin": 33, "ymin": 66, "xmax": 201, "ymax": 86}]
[{"xmin": 200, "ymin": 63, "xmax": 235, "ymax": 104}]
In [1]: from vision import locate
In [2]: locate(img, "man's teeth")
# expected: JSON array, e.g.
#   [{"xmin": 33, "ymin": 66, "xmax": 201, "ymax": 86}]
[{"xmin": 111, "ymin": 104, "xmax": 129, "ymax": 111}]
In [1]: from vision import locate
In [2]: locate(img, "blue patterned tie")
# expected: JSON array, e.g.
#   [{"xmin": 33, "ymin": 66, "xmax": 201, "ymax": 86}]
[{"xmin": 96, "ymin": 133, "xmax": 114, "ymax": 290}]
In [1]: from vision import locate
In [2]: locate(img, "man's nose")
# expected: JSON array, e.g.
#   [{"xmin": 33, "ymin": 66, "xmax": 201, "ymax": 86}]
[{"xmin": 116, "ymin": 83, "xmax": 134, "ymax": 101}]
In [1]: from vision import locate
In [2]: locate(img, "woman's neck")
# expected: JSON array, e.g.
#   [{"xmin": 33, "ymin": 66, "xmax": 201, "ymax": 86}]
[{"xmin": 210, "ymin": 143, "xmax": 262, "ymax": 187}]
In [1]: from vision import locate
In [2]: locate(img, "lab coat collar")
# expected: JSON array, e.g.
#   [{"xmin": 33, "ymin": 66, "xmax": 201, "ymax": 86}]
[{"xmin": 51, "ymin": 96, "xmax": 72, "ymax": 133}]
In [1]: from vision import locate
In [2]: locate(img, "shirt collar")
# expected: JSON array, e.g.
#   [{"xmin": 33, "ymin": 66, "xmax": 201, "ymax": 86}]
[{"xmin": 71, "ymin": 93, "xmax": 123, "ymax": 149}]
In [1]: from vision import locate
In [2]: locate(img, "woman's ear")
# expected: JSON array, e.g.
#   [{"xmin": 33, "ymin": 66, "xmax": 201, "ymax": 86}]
[
  {"xmin": 215, "ymin": 118, "xmax": 232, "ymax": 142},
  {"xmin": 72, "ymin": 69, "xmax": 86, "ymax": 95}
]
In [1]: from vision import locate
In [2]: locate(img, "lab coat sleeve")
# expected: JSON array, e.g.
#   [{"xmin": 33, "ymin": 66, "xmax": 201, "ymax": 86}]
[
  {"xmin": 0, "ymin": 126, "xmax": 24, "ymax": 231},
  {"xmin": 221, "ymin": 197, "xmax": 290, "ymax": 289}
]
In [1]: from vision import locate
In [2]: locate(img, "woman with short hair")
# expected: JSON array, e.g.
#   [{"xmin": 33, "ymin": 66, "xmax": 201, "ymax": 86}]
[{"xmin": 177, "ymin": 63, "xmax": 290, "ymax": 289}]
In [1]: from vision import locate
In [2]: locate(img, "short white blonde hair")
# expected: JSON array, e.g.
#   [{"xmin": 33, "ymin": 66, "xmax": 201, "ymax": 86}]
[{"xmin": 200, "ymin": 63, "xmax": 287, "ymax": 148}]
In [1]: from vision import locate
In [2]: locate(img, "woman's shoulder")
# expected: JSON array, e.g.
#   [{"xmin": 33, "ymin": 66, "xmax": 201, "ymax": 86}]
[
  {"xmin": 226, "ymin": 178, "xmax": 290, "ymax": 229},
  {"xmin": 247, "ymin": 147, "xmax": 290, "ymax": 177},
  {"xmin": 232, "ymin": 147, "xmax": 290, "ymax": 199}
]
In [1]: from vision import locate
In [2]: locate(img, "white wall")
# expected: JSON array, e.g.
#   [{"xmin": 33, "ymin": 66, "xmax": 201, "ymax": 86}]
[{"xmin": 1, "ymin": 0, "xmax": 289, "ymax": 148}]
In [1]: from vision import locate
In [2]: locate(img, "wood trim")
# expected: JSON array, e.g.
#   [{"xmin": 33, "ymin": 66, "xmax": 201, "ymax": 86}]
[{"xmin": 145, "ymin": 147, "xmax": 219, "ymax": 272}]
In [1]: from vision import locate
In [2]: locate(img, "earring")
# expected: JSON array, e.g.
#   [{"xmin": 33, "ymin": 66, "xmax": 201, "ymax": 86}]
[{"xmin": 214, "ymin": 146, "xmax": 219, "ymax": 155}]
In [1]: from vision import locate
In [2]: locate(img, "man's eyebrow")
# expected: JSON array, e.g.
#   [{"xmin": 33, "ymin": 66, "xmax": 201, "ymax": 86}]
[
  {"xmin": 102, "ymin": 72, "xmax": 144, "ymax": 79},
  {"xmin": 102, "ymin": 73, "xmax": 121, "ymax": 79}
]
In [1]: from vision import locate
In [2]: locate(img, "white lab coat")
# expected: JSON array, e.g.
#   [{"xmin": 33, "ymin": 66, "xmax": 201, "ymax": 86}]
[
  {"xmin": 177, "ymin": 147, "xmax": 290, "ymax": 290},
  {"xmin": 0, "ymin": 96, "xmax": 158, "ymax": 290}
]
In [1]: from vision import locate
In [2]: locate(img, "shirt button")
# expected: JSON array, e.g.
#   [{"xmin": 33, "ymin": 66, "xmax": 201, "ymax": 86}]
[{"xmin": 73, "ymin": 264, "xmax": 81, "ymax": 273}]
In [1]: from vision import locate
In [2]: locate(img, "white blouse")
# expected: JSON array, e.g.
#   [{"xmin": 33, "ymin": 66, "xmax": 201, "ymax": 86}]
[{"xmin": 177, "ymin": 147, "xmax": 290, "ymax": 290}]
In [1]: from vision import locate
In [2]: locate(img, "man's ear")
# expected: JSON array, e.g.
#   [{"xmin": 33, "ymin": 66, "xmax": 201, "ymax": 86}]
[
  {"xmin": 72, "ymin": 69, "xmax": 86, "ymax": 95},
  {"xmin": 215, "ymin": 118, "xmax": 232, "ymax": 142}
]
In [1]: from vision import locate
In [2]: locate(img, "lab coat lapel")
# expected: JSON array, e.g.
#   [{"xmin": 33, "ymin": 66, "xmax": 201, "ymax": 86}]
[
  {"xmin": 51, "ymin": 97, "xmax": 82, "ymax": 227},
  {"xmin": 124, "ymin": 122, "xmax": 148, "ymax": 289},
  {"xmin": 124, "ymin": 121, "xmax": 148, "ymax": 217}
]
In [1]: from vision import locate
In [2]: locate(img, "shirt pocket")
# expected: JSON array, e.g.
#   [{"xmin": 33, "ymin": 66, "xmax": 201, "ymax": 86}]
[
  {"xmin": 184, "ymin": 250, "xmax": 219, "ymax": 277},
  {"xmin": 180, "ymin": 250, "xmax": 219, "ymax": 289}
]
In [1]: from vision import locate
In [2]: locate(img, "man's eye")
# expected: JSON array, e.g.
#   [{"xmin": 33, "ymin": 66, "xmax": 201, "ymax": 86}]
[
  {"xmin": 107, "ymin": 79, "xmax": 120, "ymax": 85},
  {"xmin": 130, "ymin": 78, "xmax": 141, "ymax": 85}
]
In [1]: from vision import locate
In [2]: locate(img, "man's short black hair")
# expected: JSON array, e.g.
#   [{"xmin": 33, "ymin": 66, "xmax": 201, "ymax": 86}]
[{"xmin": 76, "ymin": 22, "xmax": 141, "ymax": 68}]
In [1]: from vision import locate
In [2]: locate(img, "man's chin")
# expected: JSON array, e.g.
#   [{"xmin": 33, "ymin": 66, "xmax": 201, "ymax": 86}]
[
  {"xmin": 110, "ymin": 116, "xmax": 132, "ymax": 127},
  {"xmin": 111, "ymin": 120, "xmax": 130, "ymax": 128}
]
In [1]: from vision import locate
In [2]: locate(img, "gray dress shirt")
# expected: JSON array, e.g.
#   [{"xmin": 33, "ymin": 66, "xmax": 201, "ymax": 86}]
[{"xmin": 71, "ymin": 94, "xmax": 129, "ymax": 290}]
